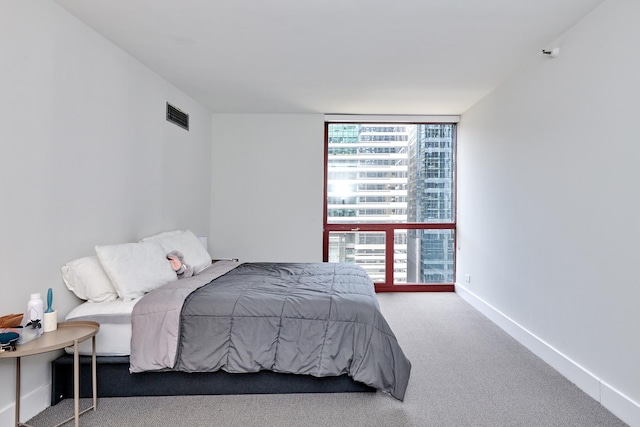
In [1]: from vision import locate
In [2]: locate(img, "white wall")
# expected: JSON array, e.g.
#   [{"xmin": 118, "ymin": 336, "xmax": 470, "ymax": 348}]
[
  {"xmin": 0, "ymin": 1, "xmax": 212, "ymax": 423},
  {"xmin": 456, "ymin": 0, "xmax": 640, "ymax": 424},
  {"xmin": 210, "ymin": 114, "xmax": 324, "ymax": 262}
]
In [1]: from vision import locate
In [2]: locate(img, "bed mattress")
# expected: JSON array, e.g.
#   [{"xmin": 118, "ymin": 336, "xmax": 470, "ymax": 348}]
[{"xmin": 64, "ymin": 298, "xmax": 138, "ymax": 356}]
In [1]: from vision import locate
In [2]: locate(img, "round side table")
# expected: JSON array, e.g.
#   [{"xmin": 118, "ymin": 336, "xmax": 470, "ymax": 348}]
[{"xmin": 0, "ymin": 321, "xmax": 100, "ymax": 427}]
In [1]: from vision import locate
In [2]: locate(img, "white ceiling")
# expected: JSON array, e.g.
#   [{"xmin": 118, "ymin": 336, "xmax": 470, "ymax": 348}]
[{"xmin": 54, "ymin": 0, "xmax": 604, "ymax": 115}]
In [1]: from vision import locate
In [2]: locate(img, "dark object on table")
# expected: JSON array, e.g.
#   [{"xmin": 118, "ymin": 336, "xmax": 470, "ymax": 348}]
[{"xmin": 0, "ymin": 331, "xmax": 19, "ymax": 352}]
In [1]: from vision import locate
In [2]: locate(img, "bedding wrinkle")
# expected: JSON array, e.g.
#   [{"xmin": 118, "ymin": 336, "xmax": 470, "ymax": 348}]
[
  {"xmin": 223, "ymin": 281, "xmax": 248, "ymax": 370},
  {"xmin": 270, "ymin": 265, "xmax": 299, "ymax": 372},
  {"xmin": 315, "ymin": 263, "xmax": 337, "ymax": 378}
]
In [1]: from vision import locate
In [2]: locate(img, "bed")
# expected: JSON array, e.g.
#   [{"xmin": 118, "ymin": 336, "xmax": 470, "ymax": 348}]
[{"xmin": 54, "ymin": 231, "xmax": 411, "ymax": 404}]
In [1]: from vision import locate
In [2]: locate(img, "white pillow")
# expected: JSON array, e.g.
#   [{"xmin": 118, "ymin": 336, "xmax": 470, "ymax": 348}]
[
  {"xmin": 61, "ymin": 256, "xmax": 119, "ymax": 303},
  {"xmin": 141, "ymin": 230, "xmax": 211, "ymax": 274},
  {"xmin": 95, "ymin": 241, "xmax": 177, "ymax": 301}
]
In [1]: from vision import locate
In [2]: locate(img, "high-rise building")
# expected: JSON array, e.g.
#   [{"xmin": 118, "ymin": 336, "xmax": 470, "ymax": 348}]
[{"xmin": 406, "ymin": 124, "xmax": 455, "ymax": 283}]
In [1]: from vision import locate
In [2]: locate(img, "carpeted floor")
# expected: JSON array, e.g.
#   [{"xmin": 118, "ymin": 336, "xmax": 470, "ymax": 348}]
[{"xmin": 27, "ymin": 293, "xmax": 627, "ymax": 426}]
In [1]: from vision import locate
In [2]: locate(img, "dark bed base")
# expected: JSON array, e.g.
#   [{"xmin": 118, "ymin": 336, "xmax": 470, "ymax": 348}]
[{"xmin": 51, "ymin": 355, "xmax": 375, "ymax": 406}]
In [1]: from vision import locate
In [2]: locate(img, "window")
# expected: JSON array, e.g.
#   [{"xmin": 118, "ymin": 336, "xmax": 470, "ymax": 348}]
[{"xmin": 323, "ymin": 122, "xmax": 456, "ymax": 292}]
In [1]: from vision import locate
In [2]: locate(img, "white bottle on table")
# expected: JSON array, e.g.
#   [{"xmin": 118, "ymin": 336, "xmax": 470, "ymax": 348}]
[{"xmin": 26, "ymin": 293, "xmax": 44, "ymax": 337}]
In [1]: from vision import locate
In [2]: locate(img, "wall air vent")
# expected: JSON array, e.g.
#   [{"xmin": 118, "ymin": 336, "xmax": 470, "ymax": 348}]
[{"xmin": 166, "ymin": 103, "xmax": 189, "ymax": 131}]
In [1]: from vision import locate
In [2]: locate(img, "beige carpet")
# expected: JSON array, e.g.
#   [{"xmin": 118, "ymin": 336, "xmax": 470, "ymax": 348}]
[{"xmin": 28, "ymin": 293, "xmax": 627, "ymax": 426}]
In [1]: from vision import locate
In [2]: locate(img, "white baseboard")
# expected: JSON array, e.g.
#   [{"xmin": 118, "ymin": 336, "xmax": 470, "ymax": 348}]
[
  {"xmin": 455, "ymin": 283, "xmax": 640, "ymax": 427},
  {"xmin": 0, "ymin": 382, "xmax": 50, "ymax": 426}
]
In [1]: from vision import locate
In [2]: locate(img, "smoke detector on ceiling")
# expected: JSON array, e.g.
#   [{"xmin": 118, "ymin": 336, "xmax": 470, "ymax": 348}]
[{"xmin": 542, "ymin": 47, "xmax": 560, "ymax": 58}]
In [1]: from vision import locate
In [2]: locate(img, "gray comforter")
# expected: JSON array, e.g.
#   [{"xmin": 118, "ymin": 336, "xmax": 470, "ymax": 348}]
[{"xmin": 130, "ymin": 262, "xmax": 411, "ymax": 400}]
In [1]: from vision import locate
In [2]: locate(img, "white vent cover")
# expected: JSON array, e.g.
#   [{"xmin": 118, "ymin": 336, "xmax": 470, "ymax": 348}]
[{"xmin": 166, "ymin": 103, "xmax": 189, "ymax": 130}]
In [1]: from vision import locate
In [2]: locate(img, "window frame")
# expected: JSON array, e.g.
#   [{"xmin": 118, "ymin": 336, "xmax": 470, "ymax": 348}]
[{"xmin": 322, "ymin": 121, "xmax": 457, "ymax": 292}]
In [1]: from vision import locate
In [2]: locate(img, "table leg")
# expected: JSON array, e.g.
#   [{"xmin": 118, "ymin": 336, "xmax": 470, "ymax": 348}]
[
  {"xmin": 92, "ymin": 335, "xmax": 97, "ymax": 410},
  {"xmin": 73, "ymin": 339, "xmax": 79, "ymax": 427},
  {"xmin": 15, "ymin": 357, "xmax": 20, "ymax": 427}
]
